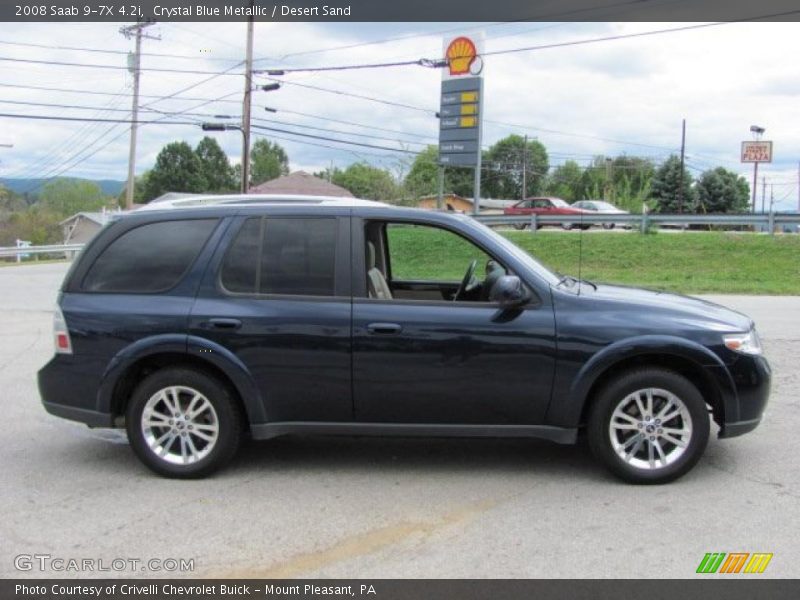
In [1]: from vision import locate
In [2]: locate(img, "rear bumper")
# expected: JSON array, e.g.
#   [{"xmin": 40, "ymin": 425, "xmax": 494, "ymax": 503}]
[
  {"xmin": 38, "ymin": 355, "xmax": 111, "ymax": 428},
  {"xmin": 41, "ymin": 401, "xmax": 113, "ymax": 427}
]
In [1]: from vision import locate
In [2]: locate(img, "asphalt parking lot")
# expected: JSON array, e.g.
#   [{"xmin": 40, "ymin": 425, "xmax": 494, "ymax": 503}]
[{"xmin": 1, "ymin": 262, "xmax": 798, "ymax": 579}]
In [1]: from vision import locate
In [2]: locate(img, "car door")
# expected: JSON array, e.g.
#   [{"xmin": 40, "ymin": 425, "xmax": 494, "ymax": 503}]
[
  {"xmin": 351, "ymin": 217, "xmax": 556, "ymax": 426},
  {"xmin": 188, "ymin": 213, "xmax": 353, "ymax": 424}
]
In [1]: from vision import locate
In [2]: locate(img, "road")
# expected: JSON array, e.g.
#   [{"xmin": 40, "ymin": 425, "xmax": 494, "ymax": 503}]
[{"xmin": 1, "ymin": 263, "xmax": 798, "ymax": 579}]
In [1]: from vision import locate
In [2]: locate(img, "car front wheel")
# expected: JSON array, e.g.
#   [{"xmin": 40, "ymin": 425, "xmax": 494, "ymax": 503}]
[
  {"xmin": 587, "ymin": 368, "xmax": 710, "ymax": 484},
  {"xmin": 126, "ymin": 367, "xmax": 243, "ymax": 478}
]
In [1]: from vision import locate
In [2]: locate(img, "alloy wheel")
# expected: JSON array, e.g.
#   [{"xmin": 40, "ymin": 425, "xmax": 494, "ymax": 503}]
[{"xmin": 608, "ymin": 387, "xmax": 693, "ymax": 470}]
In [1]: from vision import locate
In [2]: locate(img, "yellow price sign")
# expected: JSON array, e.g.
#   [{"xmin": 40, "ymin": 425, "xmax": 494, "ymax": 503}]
[
  {"xmin": 460, "ymin": 91, "xmax": 479, "ymax": 103},
  {"xmin": 460, "ymin": 104, "xmax": 478, "ymax": 116},
  {"xmin": 459, "ymin": 116, "xmax": 477, "ymax": 128}
]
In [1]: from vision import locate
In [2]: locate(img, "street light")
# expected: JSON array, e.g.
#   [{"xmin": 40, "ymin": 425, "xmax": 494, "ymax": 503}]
[{"xmin": 261, "ymin": 83, "xmax": 281, "ymax": 92}]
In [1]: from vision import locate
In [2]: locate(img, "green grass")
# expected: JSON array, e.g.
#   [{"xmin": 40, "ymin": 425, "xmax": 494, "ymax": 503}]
[{"xmin": 388, "ymin": 228, "xmax": 800, "ymax": 295}]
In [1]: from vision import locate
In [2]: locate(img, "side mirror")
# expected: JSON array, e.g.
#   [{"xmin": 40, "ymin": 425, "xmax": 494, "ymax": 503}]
[{"xmin": 489, "ymin": 275, "xmax": 530, "ymax": 308}]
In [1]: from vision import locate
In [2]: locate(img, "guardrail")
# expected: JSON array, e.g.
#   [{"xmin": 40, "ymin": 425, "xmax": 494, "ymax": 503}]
[
  {"xmin": 0, "ymin": 243, "xmax": 84, "ymax": 261},
  {"xmin": 474, "ymin": 212, "xmax": 800, "ymax": 233}
]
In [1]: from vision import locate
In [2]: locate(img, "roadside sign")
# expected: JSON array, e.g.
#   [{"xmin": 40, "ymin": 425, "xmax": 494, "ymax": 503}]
[
  {"xmin": 741, "ymin": 141, "xmax": 773, "ymax": 163},
  {"xmin": 438, "ymin": 34, "xmax": 484, "ymax": 168}
]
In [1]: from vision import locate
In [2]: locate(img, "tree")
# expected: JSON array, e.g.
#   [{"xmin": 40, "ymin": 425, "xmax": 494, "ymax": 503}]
[
  {"xmin": 545, "ymin": 160, "xmax": 583, "ymax": 201},
  {"xmin": 331, "ymin": 162, "xmax": 400, "ymax": 201},
  {"xmin": 195, "ymin": 137, "xmax": 236, "ymax": 193},
  {"xmin": 38, "ymin": 178, "xmax": 107, "ymax": 217},
  {"xmin": 250, "ymin": 139, "xmax": 289, "ymax": 186},
  {"xmin": 651, "ymin": 155, "xmax": 694, "ymax": 213},
  {"xmin": 402, "ymin": 145, "xmax": 474, "ymax": 200},
  {"xmin": 142, "ymin": 142, "xmax": 207, "ymax": 202},
  {"xmin": 695, "ymin": 167, "xmax": 750, "ymax": 213},
  {"xmin": 482, "ymin": 135, "xmax": 549, "ymax": 199}
]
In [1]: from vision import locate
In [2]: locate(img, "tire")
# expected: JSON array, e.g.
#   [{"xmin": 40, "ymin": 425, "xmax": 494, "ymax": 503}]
[
  {"xmin": 513, "ymin": 223, "xmax": 529, "ymax": 230},
  {"xmin": 603, "ymin": 223, "xmax": 615, "ymax": 230},
  {"xmin": 126, "ymin": 367, "xmax": 243, "ymax": 478},
  {"xmin": 581, "ymin": 224, "xmax": 592, "ymax": 231},
  {"xmin": 562, "ymin": 222, "xmax": 574, "ymax": 230},
  {"xmin": 587, "ymin": 368, "xmax": 710, "ymax": 484}
]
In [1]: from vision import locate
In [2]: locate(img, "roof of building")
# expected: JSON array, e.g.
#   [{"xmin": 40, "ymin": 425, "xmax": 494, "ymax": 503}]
[
  {"xmin": 59, "ymin": 211, "xmax": 114, "ymax": 226},
  {"xmin": 248, "ymin": 171, "xmax": 354, "ymax": 197}
]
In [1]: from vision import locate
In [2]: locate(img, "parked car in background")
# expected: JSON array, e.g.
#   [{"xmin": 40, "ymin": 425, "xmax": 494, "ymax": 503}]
[
  {"xmin": 571, "ymin": 200, "xmax": 630, "ymax": 229},
  {"xmin": 504, "ymin": 197, "xmax": 590, "ymax": 230}
]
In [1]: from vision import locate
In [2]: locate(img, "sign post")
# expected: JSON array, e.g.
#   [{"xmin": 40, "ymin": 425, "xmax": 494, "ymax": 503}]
[
  {"xmin": 439, "ymin": 34, "xmax": 484, "ymax": 215},
  {"xmin": 741, "ymin": 140, "xmax": 772, "ymax": 213}
]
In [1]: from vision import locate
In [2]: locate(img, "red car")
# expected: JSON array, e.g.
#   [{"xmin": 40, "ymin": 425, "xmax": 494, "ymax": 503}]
[{"xmin": 504, "ymin": 197, "xmax": 591, "ymax": 230}]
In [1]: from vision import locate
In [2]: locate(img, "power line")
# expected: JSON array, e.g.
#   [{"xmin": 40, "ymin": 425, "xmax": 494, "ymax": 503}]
[
  {"xmin": 0, "ymin": 82, "xmax": 242, "ymax": 104},
  {"xmin": 0, "ymin": 55, "xmax": 244, "ymax": 76},
  {"xmin": 0, "ymin": 38, "xmax": 242, "ymax": 61},
  {"xmin": 0, "ymin": 113, "xmax": 201, "ymax": 125},
  {"xmin": 251, "ymin": 124, "xmax": 419, "ymax": 154}
]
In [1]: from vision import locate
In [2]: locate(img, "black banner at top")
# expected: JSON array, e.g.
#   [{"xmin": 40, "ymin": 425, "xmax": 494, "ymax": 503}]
[{"xmin": 3, "ymin": 0, "xmax": 800, "ymax": 22}]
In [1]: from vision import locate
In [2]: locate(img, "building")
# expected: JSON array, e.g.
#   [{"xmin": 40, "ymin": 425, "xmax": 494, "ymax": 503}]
[
  {"xmin": 60, "ymin": 211, "xmax": 115, "ymax": 244},
  {"xmin": 249, "ymin": 171, "xmax": 354, "ymax": 197},
  {"xmin": 417, "ymin": 194, "xmax": 517, "ymax": 214}
]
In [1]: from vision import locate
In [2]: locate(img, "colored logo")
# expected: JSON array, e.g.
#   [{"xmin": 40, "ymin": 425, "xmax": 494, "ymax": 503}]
[
  {"xmin": 696, "ymin": 552, "xmax": 773, "ymax": 574},
  {"xmin": 446, "ymin": 36, "xmax": 480, "ymax": 76}
]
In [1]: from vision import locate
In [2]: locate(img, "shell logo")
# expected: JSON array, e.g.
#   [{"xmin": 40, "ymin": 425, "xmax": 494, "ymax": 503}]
[{"xmin": 446, "ymin": 36, "xmax": 480, "ymax": 76}]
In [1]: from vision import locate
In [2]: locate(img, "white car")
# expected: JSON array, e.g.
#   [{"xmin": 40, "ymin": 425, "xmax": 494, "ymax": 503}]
[{"xmin": 571, "ymin": 200, "xmax": 629, "ymax": 229}]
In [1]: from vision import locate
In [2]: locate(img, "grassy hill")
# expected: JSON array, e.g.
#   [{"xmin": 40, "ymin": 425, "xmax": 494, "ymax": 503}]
[{"xmin": 0, "ymin": 177, "xmax": 125, "ymax": 197}]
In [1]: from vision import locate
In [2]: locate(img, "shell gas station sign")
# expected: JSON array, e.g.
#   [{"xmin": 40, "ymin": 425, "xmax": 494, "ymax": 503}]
[{"xmin": 438, "ymin": 34, "xmax": 484, "ymax": 167}]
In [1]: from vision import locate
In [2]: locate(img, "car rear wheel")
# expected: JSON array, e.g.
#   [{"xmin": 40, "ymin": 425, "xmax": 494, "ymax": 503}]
[
  {"xmin": 587, "ymin": 368, "xmax": 709, "ymax": 484},
  {"xmin": 603, "ymin": 223, "xmax": 616, "ymax": 230},
  {"xmin": 512, "ymin": 223, "xmax": 528, "ymax": 230},
  {"xmin": 562, "ymin": 222, "xmax": 574, "ymax": 230},
  {"xmin": 126, "ymin": 367, "xmax": 243, "ymax": 478}
]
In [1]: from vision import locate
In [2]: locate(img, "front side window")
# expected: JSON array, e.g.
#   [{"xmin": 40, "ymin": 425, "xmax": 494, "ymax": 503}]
[
  {"xmin": 386, "ymin": 223, "xmax": 493, "ymax": 282},
  {"xmin": 82, "ymin": 219, "xmax": 218, "ymax": 293},
  {"xmin": 220, "ymin": 217, "xmax": 337, "ymax": 297}
]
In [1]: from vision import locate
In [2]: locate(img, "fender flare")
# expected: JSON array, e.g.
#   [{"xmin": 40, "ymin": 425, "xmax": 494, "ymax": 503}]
[
  {"xmin": 560, "ymin": 335, "xmax": 738, "ymax": 427},
  {"xmin": 95, "ymin": 334, "xmax": 266, "ymax": 424}
]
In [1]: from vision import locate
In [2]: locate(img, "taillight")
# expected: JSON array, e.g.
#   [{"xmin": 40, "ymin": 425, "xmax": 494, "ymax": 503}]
[{"xmin": 53, "ymin": 306, "xmax": 72, "ymax": 355}]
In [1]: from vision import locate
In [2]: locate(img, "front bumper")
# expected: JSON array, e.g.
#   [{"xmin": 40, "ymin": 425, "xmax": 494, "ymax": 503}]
[{"xmin": 718, "ymin": 354, "xmax": 771, "ymax": 439}]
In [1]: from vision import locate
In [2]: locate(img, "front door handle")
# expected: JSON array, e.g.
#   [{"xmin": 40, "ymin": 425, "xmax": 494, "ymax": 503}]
[
  {"xmin": 366, "ymin": 322, "xmax": 402, "ymax": 335},
  {"xmin": 207, "ymin": 318, "xmax": 242, "ymax": 330}
]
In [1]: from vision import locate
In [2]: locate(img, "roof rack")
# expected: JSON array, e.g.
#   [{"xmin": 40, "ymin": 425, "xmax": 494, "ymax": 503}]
[{"xmin": 135, "ymin": 194, "xmax": 387, "ymax": 212}]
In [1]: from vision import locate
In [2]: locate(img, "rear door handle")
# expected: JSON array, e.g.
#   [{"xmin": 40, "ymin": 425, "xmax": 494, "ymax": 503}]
[
  {"xmin": 207, "ymin": 318, "xmax": 242, "ymax": 330},
  {"xmin": 366, "ymin": 322, "xmax": 402, "ymax": 335}
]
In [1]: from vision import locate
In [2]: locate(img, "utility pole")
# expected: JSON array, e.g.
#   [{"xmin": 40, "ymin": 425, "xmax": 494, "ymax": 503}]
[
  {"xmin": 120, "ymin": 20, "xmax": 158, "ymax": 210},
  {"xmin": 797, "ymin": 161, "xmax": 800, "ymax": 212},
  {"xmin": 436, "ymin": 165, "xmax": 444, "ymax": 210},
  {"xmin": 240, "ymin": 1, "xmax": 255, "ymax": 194},
  {"xmin": 761, "ymin": 176, "xmax": 767, "ymax": 213},
  {"xmin": 604, "ymin": 157, "xmax": 613, "ymax": 202},
  {"xmin": 521, "ymin": 134, "xmax": 528, "ymax": 201},
  {"xmin": 678, "ymin": 118, "xmax": 686, "ymax": 213}
]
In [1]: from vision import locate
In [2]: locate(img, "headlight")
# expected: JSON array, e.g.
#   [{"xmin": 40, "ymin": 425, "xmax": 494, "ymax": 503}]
[{"xmin": 723, "ymin": 330, "xmax": 762, "ymax": 355}]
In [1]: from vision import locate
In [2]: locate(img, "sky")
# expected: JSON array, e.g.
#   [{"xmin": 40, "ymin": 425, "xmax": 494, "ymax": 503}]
[{"xmin": 0, "ymin": 20, "xmax": 798, "ymax": 210}]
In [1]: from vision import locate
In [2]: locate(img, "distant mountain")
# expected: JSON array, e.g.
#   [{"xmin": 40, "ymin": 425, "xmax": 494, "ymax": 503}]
[{"xmin": 0, "ymin": 177, "xmax": 126, "ymax": 197}]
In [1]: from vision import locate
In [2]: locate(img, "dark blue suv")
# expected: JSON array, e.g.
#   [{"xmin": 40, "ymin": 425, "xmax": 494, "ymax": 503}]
[{"xmin": 38, "ymin": 195, "xmax": 771, "ymax": 483}]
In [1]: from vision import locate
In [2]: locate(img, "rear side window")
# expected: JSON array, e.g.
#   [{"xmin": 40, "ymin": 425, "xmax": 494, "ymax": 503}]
[
  {"xmin": 82, "ymin": 219, "xmax": 218, "ymax": 293},
  {"xmin": 221, "ymin": 217, "xmax": 337, "ymax": 297}
]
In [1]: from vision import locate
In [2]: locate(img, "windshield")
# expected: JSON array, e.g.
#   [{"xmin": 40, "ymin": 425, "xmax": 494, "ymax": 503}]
[
  {"xmin": 551, "ymin": 198, "xmax": 570, "ymax": 208},
  {"xmin": 465, "ymin": 218, "xmax": 561, "ymax": 286}
]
